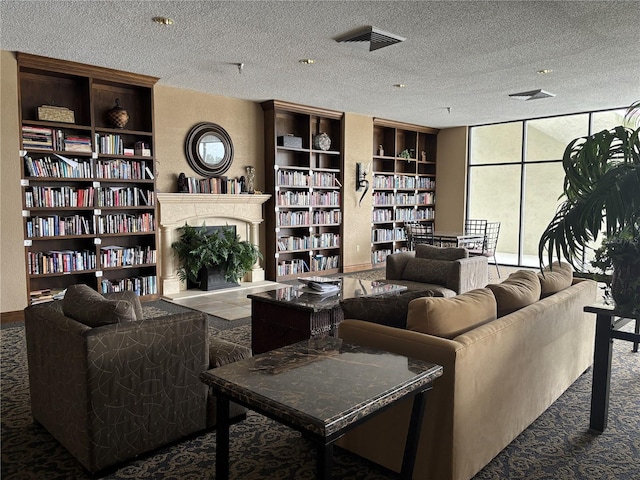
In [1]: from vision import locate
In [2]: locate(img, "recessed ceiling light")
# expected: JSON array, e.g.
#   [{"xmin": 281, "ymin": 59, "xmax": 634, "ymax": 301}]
[
  {"xmin": 299, "ymin": 59, "xmax": 315, "ymax": 65},
  {"xmin": 393, "ymin": 84, "xmax": 406, "ymax": 88},
  {"xmin": 152, "ymin": 16, "xmax": 174, "ymax": 25},
  {"xmin": 537, "ymin": 69, "xmax": 553, "ymax": 74}
]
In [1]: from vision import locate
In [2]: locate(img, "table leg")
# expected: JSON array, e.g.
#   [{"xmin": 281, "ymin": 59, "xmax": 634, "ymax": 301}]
[
  {"xmin": 589, "ymin": 312, "xmax": 614, "ymax": 434},
  {"xmin": 633, "ymin": 318, "xmax": 639, "ymax": 353},
  {"xmin": 216, "ymin": 396, "xmax": 231, "ymax": 479},
  {"xmin": 317, "ymin": 442, "xmax": 333, "ymax": 480},
  {"xmin": 401, "ymin": 390, "xmax": 428, "ymax": 479}
]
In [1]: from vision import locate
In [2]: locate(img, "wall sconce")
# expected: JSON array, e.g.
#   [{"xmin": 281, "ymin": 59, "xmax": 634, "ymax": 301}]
[{"xmin": 356, "ymin": 162, "xmax": 370, "ymax": 206}]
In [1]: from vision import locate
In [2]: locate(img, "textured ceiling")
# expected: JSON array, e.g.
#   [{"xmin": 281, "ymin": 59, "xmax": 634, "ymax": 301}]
[{"xmin": 1, "ymin": 0, "xmax": 639, "ymax": 128}]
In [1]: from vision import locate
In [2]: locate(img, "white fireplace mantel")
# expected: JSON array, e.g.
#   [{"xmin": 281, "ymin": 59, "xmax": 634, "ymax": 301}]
[{"xmin": 157, "ymin": 193, "xmax": 271, "ymax": 295}]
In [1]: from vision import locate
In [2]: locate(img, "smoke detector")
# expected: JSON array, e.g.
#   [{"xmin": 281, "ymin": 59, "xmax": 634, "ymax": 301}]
[
  {"xmin": 509, "ymin": 89, "xmax": 556, "ymax": 101},
  {"xmin": 335, "ymin": 26, "xmax": 405, "ymax": 51}
]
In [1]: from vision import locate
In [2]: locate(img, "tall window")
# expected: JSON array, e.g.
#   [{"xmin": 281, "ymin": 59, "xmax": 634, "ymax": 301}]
[{"xmin": 467, "ymin": 108, "xmax": 626, "ymax": 268}]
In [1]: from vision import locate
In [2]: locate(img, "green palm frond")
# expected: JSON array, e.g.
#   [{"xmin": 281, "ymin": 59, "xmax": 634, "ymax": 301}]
[{"xmin": 538, "ymin": 110, "xmax": 640, "ymax": 270}]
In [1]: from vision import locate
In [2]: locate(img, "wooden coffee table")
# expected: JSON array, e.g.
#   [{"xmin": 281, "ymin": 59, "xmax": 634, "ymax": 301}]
[
  {"xmin": 200, "ymin": 337, "xmax": 443, "ymax": 479},
  {"xmin": 248, "ymin": 277, "xmax": 407, "ymax": 354}
]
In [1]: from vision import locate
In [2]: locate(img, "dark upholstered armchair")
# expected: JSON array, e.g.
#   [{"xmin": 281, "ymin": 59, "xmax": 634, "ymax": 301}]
[
  {"xmin": 24, "ymin": 285, "xmax": 248, "ymax": 473},
  {"xmin": 385, "ymin": 244, "xmax": 488, "ymax": 296}
]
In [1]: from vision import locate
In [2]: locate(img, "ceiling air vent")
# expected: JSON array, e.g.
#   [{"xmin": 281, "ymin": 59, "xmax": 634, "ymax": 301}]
[
  {"xmin": 509, "ymin": 89, "xmax": 556, "ymax": 101},
  {"xmin": 335, "ymin": 26, "xmax": 405, "ymax": 51}
]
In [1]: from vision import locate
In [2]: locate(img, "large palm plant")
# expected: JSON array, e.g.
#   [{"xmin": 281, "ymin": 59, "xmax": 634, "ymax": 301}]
[{"xmin": 538, "ymin": 102, "xmax": 640, "ymax": 312}]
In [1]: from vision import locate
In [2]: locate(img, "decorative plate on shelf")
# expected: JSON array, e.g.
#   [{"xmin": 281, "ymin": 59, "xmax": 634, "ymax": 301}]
[{"xmin": 313, "ymin": 132, "xmax": 331, "ymax": 151}]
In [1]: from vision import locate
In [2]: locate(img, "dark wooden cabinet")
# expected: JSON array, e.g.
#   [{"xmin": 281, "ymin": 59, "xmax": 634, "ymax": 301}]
[
  {"xmin": 17, "ymin": 53, "xmax": 158, "ymax": 304},
  {"xmin": 261, "ymin": 100, "xmax": 344, "ymax": 281},
  {"xmin": 371, "ymin": 119, "xmax": 439, "ymax": 266}
]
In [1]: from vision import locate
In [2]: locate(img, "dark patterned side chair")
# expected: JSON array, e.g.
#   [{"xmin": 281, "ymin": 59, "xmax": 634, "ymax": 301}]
[{"xmin": 24, "ymin": 284, "xmax": 249, "ymax": 473}]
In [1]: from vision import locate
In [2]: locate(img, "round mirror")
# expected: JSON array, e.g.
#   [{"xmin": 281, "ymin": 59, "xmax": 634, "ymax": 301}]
[{"xmin": 185, "ymin": 122, "xmax": 234, "ymax": 176}]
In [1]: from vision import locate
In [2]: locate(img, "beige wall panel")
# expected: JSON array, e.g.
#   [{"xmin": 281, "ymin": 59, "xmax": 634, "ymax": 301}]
[
  {"xmin": 154, "ymin": 85, "xmax": 264, "ymax": 194},
  {"xmin": 435, "ymin": 126, "xmax": 468, "ymax": 233},
  {"xmin": 342, "ymin": 113, "xmax": 373, "ymax": 271},
  {"xmin": 1, "ymin": 51, "xmax": 28, "ymax": 312}
]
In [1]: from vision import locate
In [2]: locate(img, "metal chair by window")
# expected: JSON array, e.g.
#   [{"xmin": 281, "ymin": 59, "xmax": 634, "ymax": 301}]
[
  {"xmin": 405, "ymin": 222, "xmax": 433, "ymax": 250},
  {"xmin": 464, "ymin": 219, "xmax": 487, "ymax": 251},
  {"xmin": 468, "ymin": 221, "xmax": 501, "ymax": 278}
]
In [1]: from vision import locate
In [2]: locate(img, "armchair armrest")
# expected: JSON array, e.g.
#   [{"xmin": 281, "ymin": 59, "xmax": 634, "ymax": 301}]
[
  {"xmin": 386, "ymin": 251, "xmax": 416, "ymax": 280},
  {"xmin": 447, "ymin": 256, "xmax": 488, "ymax": 293}
]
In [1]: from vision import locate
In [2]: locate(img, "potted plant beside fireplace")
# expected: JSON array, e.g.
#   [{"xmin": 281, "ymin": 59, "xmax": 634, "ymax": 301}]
[{"xmin": 172, "ymin": 223, "xmax": 262, "ymax": 290}]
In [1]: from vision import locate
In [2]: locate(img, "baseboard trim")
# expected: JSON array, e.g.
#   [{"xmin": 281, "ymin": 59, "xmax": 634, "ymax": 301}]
[
  {"xmin": 343, "ymin": 262, "xmax": 376, "ymax": 273},
  {"xmin": 1, "ymin": 310, "xmax": 24, "ymax": 324}
]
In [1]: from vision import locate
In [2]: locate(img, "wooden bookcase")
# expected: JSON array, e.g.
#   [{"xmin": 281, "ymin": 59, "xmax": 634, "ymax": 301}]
[
  {"xmin": 261, "ymin": 100, "xmax": 343, "ymax": 281},
  {"xmin": 17, "ymin": 53, "xmax": 159, "ymax": 304},
  {"xmin": 371, "ymin": 119, "xmax": 439, "ymax": 266}
]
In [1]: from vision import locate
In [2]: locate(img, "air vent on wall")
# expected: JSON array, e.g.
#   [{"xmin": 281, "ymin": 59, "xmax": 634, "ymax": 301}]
[
  {"xmin": 509, "ymin": 89, "xmax": 556, "ymax": 101},
  {"xmin": 335, "ymin": 26, "xmax": 405, "ymax": 51}
]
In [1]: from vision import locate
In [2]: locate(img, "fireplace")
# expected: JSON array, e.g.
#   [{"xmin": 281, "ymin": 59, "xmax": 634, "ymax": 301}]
[{"xmin": 157, "ymin": 193, "xmax": 271, "ymax": 295}]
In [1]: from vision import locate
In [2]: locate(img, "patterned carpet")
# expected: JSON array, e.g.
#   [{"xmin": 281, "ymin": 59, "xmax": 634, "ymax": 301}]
[{"xmin": 2, "ymin": 299, "xmax": 638, "ymax": 479}]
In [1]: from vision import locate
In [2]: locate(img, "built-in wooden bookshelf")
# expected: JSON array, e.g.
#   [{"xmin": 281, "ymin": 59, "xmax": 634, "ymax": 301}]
[
  {"xmin": 261, "ymin": 100, "xmax": 343, "ymax": 281},
  {"xmin": 17, "ymin": 53, "xmax": 159, "ymax": 304},
  {"xmin": 371, "ymin": 119, "xmax": 439, "ymax": 266}
]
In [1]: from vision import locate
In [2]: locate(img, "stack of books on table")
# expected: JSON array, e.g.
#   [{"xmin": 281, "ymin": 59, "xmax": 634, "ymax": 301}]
[{"xmin": 298, "ymin": 277, "xmax": 341, "ymax": 295}]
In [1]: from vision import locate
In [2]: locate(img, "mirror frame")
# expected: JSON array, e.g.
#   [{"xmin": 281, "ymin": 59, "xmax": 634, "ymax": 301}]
[{"xmin": 184, "ymin": 122, "xmax": 234, "ymax": 176}]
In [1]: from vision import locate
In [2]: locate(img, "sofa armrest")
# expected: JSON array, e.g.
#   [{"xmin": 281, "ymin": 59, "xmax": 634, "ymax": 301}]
[
  {"xmin": 386, "ymin": 251, "xmax": 416, "ymax": 280},
  {"xmin": 447, "ymin": 256, "xmax": 488, "ymax": 293}
]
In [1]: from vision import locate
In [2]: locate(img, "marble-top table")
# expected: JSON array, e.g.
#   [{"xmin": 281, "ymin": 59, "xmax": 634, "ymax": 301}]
[
  {"xmin": 201, "ymin": 336, "xmax": 443, "ymax": 480},
  {"xmin": 249, "ymin": 277, "xmax": 407, "ymax": 354}
]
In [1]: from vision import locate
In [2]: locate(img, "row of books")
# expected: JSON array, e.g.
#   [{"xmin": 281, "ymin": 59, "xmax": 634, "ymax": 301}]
[
  {"xmin": 373, "ymin": 175, "xmax": 435, "ymax": 190},
  {"xmin": 277, "ymin": 233, "xmax": 340, "ymax": 252},
  {"xmin": 372, "ymin": 249, "xmax": 392, "ymax": 265},
  {"xmin": 97, "ymin": 213, "xmax": 155, "ymax": 234},
  {"xmin": 27, "ymin": 249, "xmax": 97, "ymax": 275},
  {"xmin": 275, "ymin": 255, "xmax": 340, "ymax": 276},
  {"xmin": 22, "ymin": 126, "xmax": 91, "ymax": 153},
  {"xmin": 25, "ymin": 186, "xmax": 95, "ymax": 208},
  {"xmin": 277, "ymin": 209, "xmax": 342, "ymax": 227},
  {"xmin": 95, "ymin": 159, "xmax": 154, "ymax": 180},
  {"xmin": 276, "ymin": 170, "xmax": 341, "ymax": 188},
  {"xmin": 100, "ymin": 245, "xmax": 156, "ymax": 268},
  {"xmin": 100, "ymin": 275, "xmax": 157, "ymax": 296},
  {"xmin": 309, "ymin": 254, "xmax": 339, "ymax": 271},
  {"xmin": 182, "ymin": 176, "xmax": 243, "ymax": 194},
  {"xmin": 277, "ymin": 191, "xmax": 340, "ymax": 206},
  {"xmin": 96, "ymin": 187, "xmax": 155, "ymax": 207},
  {"xmin": 372, "ymin": 228, "xmax": 407, "ymax": 243},
  {"xmin": 24, "ymin": 154, "xmax": 91, "ymax": 178},
  {"xmin": 26, "ymin": 214, "xmax": 93, "ymax": 238},
  {"xmin": 372, "ymin": 192, "xmax": 435, "ymax": 206}
]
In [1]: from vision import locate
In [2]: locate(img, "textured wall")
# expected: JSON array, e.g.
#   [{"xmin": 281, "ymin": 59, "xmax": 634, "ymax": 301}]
[
  {"xmin": 342, "ymin": 112, "xmax": 374, "ymax": 271},
  {"xmin": 1, "ymin": 51, "xmax": 27, "ymax": 312},
  {"xmin": 435, "ymin": 127, "xmax": 468, "ymax": 233}
]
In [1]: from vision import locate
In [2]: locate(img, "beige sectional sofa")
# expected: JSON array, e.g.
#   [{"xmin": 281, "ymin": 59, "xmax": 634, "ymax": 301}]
[{"xmin": 337, "ymin": 264, "xmax": 597, "ymax": 480}]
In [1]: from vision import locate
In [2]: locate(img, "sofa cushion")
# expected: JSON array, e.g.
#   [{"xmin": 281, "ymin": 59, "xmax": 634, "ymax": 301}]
[
  {"xmin": 416, "ymin": 243, "xmax": 468, "ymax": 260},
  {"xmin": 402, "ymin": 258, "xmax": 451, "ymax": 285},
  {"xmin": 406, "ymin": 288, "xmax": 497, "ymax": 339},
  {"xmin": 62, "ymin": 284, "xmax": 136, "ymax": 328},
  {"xmin": 538, "ymin": 261, "xmax": 573, "ymax": 298},
  {"xmin": 340, "ymin": 290, "xmax": 437, "ymax": 329},
  {"xmin": 487, "ymin": 270, "xmax": 541, "ymax": 317}
]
